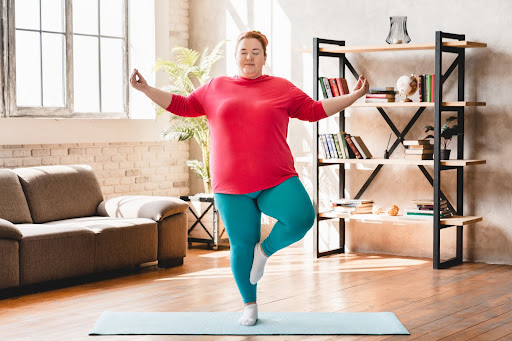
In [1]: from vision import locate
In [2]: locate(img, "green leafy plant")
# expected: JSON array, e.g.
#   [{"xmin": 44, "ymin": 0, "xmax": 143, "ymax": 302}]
[
  {"xmin": 424, "ymin": 116, "xmax": 461, "ymax": 150},
  {"xmin": 155, "ymin": 41, "xmax": 225, "ymax": 194}
]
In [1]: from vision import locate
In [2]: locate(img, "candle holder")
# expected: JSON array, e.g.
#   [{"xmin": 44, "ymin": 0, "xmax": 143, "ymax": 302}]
[{"xmin": 385, "ymin": 16, "xmax": 411, "ymax": 44}]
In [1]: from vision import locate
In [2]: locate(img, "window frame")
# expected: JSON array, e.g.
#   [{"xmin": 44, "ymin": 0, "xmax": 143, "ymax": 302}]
[{"xmin": 3, "ymin": 0, "xmax": 129, "ymax": 118}]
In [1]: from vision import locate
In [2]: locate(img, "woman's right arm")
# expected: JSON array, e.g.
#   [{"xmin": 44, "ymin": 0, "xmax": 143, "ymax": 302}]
[{"xmin": 130, "ymin": 69, "xmax": 172, "ymax": 109}]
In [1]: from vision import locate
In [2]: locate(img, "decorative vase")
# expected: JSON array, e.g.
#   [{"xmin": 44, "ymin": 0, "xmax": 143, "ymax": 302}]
[
  {"xmin": 440, "ymin": 149, "xmax": 451, "ymax": 160},
  {"xmin": 385, "ymin": 16, "xmax": 411, "ymax": 44}
]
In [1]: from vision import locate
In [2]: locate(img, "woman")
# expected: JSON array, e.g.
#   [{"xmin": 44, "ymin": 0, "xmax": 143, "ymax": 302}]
[{"xmin": 130, "ymin": 31, "xmax": 369, "ymax": 326}]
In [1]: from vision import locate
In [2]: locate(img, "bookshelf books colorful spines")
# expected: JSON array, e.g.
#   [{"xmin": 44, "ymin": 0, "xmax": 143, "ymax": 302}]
[
  {"xmin": 318, "ymin": 77, "xmax": 350, "ymax": 99},
  {"xmin": 319, "ymin": 133, "xmax": 372, "ymax": 160}
]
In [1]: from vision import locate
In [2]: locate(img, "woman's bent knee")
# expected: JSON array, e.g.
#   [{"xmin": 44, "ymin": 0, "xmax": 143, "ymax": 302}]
[{"xmin": 287, "ymin": 206, "xmax": 315, "ymax": 233}]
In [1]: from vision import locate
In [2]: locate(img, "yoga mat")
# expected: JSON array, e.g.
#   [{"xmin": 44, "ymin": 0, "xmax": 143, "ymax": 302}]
[{"xmin": 90, "ymin": 311, "xmax": 409, "ymax": 335}]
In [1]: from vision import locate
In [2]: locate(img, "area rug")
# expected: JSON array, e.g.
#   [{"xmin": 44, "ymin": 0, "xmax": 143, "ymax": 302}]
[{"xmin": 89, "ymin": 311, "xmax": 409, "ymax": 335}]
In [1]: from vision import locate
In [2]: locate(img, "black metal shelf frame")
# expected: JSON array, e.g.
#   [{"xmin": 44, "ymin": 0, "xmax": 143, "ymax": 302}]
[{"xmin": 312, "ymin": 32, "xmax": 468, "ymax": 269}]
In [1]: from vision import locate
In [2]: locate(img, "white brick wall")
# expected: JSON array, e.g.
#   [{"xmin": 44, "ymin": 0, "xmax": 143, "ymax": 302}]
[
  {"xmin": 169, "ymin": 0, "xmax": 189, "ymax": 49},
  {"xmin": 0, "ymin": 3, "xmax": 194, "ymax": 200},
  {"xmin": 0, "ymin": 141, "xmax": 190, "ymax": 199}
]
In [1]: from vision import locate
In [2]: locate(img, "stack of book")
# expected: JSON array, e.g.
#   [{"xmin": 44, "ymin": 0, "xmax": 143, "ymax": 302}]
[
  {"xmin": 417, "ymin": 74, "xmax": 435, "ymax": 102},
  {"xmin": 319, "ymin": 132, "xmax": 373, "ymax": 159},
  {"xmin": 319, "ymin": 77, "xmax": 350, "ymax": 98},
  {"xmin": 404, "ymin": 140, "xmax": 433, "ymax": 160},
  {"xmin": 330, "ymin": 199, "xmax": 374, "ymax": 214},
  {"xmin": 405, "ymin": 199, "xmax": 453, "ymax": 218},
  {"xmin": 365, "ymin": 87, "xmax": 397, "ymax": 103}
]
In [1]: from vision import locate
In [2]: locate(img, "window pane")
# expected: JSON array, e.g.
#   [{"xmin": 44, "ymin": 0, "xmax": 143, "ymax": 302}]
[
  {"xmin": 42, "ymin": 33, "xmax": 65, "ymax": 107},
  {"xmin": 42, "ymin": 0, "xmax": 65, "ymax": 33},
  {"xmin": 100, "ymin": 0, "xmax": 124, "ymax": 37},
  {"xmin": 72, "ymin": 0, "xmax": 98, "ymax": 35},
  {"xmin": 16, "ymin": 30, "xmax": 42, "ymax": 106},
  {"xmin": 15, "ymin": 0, "xmax": 40, "ymax": 30},
  {"xmin": 100, "ymin": 38, "xmax": 124, "ymax": 112},
  {"xmin": 73, "ymin": 35, "xmax": 99, "ymax": 112}
]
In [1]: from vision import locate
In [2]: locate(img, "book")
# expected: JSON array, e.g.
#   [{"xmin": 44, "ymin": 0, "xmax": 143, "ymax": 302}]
[
  {"xmin": 319, "ymin": 78, "xmax": 328, "ymax": 99},
  {"xmin": 403, "ymin": 140, "xmax": 432, "ymax": 146},
  {"xmin": 319, "ymin": 134, "xmax": 329, "ymax": 159},
  {"xmin": 405, "ymin": 154, "xmax": 434, "ymax": 160},
  {"xmin": 329, "ymin": 78, "xmax": 341, "ymax": 97},
  {"xmin": 321, "ymin": 77, "xmax": 333, "ymax": 98},
  {"xmin": 326, "ymin": 134, "xmax": 338, "ymax": 158},
  {"xmin": 331, "ymin": 198, "xmax": 374, "ymax": 205},
  {"xmin": 332, "ymin": 134, "xmax": 343, "ymax": 158},
  {"xmin": 411, "ymin": 199, "xmax": 448, "ymax": 205},
  {"xmin": 351, "ymin": 136, "xmax": 373, "ymax": 159},
  {"xmin": 321, "ymin": 134, "xmax": 333, "ymax": 158},
  {"xmin": 337, "ymin": 132, "xmax": 350, "ymax": 159},
  {"xmin": 426, "ymin": 74, "xmax": 432, "ymax": 102},
  {"xmin": 407, "ymin": 144, "xmax": 434, "ymax": 149},
  {"xmin": 365, "ymin": 98, "xmax": 396, "ymax": 103},
  {"xmin": 369, "ymin": 87, "xmax": 394, "ymax": 92},
  {"xmin": 418, "ymin": 75, "xmax": 422, "ymax": 102},
  {"xmin": 365, "ymin": 94, "xmax": 396, "ymax": 99},
  {"xmin": 345, "ymin": 134, "xmax": 362, "ymax": 159},
  {"xmin": 431, "ymin": 74, "xmax": 435, "ymax": 102},
  {"xmin": 405, "ymin": 149, "xmax": 434, "ymax": 155},
  {"xmin": 335, "ymin": 78, "xmax": 350, "ymax": 95}
]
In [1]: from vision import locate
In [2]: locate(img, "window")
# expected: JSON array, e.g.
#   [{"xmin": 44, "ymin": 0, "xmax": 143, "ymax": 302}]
[{"xmin": 2, "ymin": 0, "xmax": 132, "ymax": 118}]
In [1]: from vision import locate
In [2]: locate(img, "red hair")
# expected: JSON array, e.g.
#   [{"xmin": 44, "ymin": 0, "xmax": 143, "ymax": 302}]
[{"xmin": 235, "ymin": 31, "xmax": 268, "ymax": 56}]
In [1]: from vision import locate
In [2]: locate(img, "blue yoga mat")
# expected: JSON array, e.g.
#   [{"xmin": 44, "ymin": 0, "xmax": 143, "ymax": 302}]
[{"xmin": 90, "ymin": 311, "xmax": 409, "ymax": 335}]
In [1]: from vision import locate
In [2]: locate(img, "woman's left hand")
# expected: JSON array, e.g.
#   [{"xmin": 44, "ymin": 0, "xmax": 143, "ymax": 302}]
[{"xmin": 352, "ymin": 75, "xmax": 370, "ymax": 99}]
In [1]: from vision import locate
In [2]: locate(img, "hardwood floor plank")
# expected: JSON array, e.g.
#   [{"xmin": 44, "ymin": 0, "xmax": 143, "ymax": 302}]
[{"xmin": 0, "ymin": 247, "xmax": 511, "ymax": 341}]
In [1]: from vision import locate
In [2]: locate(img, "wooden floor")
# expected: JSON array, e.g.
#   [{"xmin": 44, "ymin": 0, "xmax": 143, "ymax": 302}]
[{"xmin": 1, "ymin": 245, "xmax": 511, "ymax": 341}]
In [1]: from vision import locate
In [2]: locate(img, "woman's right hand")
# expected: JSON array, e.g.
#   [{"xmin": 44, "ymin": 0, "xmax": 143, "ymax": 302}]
[{"xmin": 130, "ymin": 69, "xmax": 148, "ymax": 92}]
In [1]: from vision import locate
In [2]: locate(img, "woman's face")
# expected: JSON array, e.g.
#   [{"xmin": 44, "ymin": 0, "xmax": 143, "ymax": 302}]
[{"xmin": 235, "ymin": 38, "xmax": 266, "ymax": 79}]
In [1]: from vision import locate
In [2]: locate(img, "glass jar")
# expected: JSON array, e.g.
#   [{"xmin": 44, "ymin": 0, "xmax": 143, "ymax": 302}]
[{"xmin": 385, "ymin": 16, "xmax": 411, "ymax": 44}]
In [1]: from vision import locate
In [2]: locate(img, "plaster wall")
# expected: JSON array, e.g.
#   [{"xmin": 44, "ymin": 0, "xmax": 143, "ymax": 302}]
[{"xmin": 188, "ymin": 0, "xmax": 512, "ymax": 264}]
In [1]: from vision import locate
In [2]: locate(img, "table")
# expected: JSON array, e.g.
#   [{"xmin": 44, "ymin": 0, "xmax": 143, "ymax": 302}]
[{"xmin": 180, "ymin": 195, "xmax": 229, "ymax": 250}]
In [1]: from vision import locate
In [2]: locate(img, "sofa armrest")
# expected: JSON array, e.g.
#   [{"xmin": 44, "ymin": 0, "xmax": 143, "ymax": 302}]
[
  {"xmin": 0, "ymin": 218, "xmax": 23, "ymax": 240},
  {"xmin": 97, "ymin": 195, "xmax": 189, "ymax": 222}
]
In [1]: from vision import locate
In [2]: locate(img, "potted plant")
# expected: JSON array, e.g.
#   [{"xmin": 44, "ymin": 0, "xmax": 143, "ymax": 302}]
[
  {"xmin": 155, "ymin": 41, "xmax": 225, "ymax": 194},
  {"xmin": 424, "ymin": 116, "xmax": 461, "ymax": 160}
]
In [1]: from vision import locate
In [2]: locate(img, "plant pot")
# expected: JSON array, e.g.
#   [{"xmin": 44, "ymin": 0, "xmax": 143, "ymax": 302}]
[{"xmin": 440, "ymin": 149, "xmax": 451, "ymax": 160}]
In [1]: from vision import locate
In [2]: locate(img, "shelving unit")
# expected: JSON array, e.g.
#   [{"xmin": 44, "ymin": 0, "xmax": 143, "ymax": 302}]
[{"xmin": 312, "ymin": 32, "xmax": 487, "ymax": 269}]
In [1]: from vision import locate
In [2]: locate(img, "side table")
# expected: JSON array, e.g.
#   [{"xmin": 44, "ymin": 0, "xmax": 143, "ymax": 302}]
[{"xmin": 180, "ymin": 194, "xmax": 229, "ymax": 250}]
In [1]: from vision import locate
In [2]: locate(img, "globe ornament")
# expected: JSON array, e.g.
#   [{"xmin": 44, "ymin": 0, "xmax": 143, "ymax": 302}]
[{"xmin": 396, "ymin": 74, "xmax": 418, "ymax": 102}]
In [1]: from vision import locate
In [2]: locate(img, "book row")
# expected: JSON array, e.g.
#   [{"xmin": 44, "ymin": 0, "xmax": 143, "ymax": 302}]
[
  {"xmin": 319, "ymin": 133, "xmax": 373, "ymax": 159},
  {"xmin": 365, "ymin": 87, "xmax": 397, "ymax": 103},
  {"xmin": 404, "ymin": 140, "xmax": 434, "ymax": 160},
  {"xmin": 318, "ymin": 77, "xmax": 350, "ymax": 98},
  {"xmin": 406, "ymin": 198, "xmax": 453, "ymax": 218}
]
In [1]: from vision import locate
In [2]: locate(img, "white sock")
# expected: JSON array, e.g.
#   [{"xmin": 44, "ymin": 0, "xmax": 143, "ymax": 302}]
[
  {"xmin": 238, "ymin": 303, "xmax": 258, "ymax": 326},
  {"xmin": 250, "ymin": 242, "xmax": 269, "ymax": 285}
]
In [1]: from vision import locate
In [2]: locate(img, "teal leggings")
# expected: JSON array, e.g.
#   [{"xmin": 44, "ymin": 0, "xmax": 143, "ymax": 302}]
[{"xmin": 213, "ymin": 176, "xmax": 316, "ymax": 303}]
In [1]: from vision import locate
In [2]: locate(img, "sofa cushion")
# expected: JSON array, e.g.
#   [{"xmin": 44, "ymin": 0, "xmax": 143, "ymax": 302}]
[
  {"xmin": 97, "ymin": 195, "xmax": 189, "ymax": 221},
  {"xmin": 0, "ymin": 218, "xmax": 23, "ymax": 240},
  {"xmin": 16, "ymin": 223, "xmax": 96, "ymax": 285},
  {"xmin": 46, "ymin": 216, "xmax": 158, "ymax": 272},
  {"xmin": 14, "ymin": 165, "xmax": 104, "ymax": 223},
  {"xmin": 0, "ymin": 169, "xmax": 33, "ymax": 223},
  {"xmin": 0, "ymin": 239, "xmax": 20, "ymax": 290}
]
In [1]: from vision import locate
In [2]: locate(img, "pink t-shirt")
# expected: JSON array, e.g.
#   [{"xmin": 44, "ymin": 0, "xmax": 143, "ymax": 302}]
[{"xmin": 166, "ymin": 75, "xmax": 327, "ymax": 194}]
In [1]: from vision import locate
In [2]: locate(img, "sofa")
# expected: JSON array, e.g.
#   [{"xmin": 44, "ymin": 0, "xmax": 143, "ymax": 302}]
[{"xmin": 0, "ymin": 165, "xmax": 190, "ymax": 290}]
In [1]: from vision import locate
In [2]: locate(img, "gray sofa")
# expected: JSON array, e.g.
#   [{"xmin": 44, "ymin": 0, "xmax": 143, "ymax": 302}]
[{"xmin": 0, "ymin": 165, "xmax": 189, "ymax": 290}]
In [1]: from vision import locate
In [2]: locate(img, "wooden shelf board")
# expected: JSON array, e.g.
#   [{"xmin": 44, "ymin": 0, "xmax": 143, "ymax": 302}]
[
  {"xmin": 351, "ymin": 101, "xmax": 486, "ymax": 107},
  {"xmin": 319, "ymin": 158, "xmax": 486, "ymax": 166},
  {"xmin": 316, "ymin": 41, "xmax": 487, "ymax": 54},
  {"xmin": 319, "ymin": 211, "xmax": 483, "ymax": 226}
]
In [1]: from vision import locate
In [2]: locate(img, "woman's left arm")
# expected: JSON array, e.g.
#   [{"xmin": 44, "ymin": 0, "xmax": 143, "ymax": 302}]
[{"xmin": 321, "ymin": 75, "xmax": 369, "ymax": 117}]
